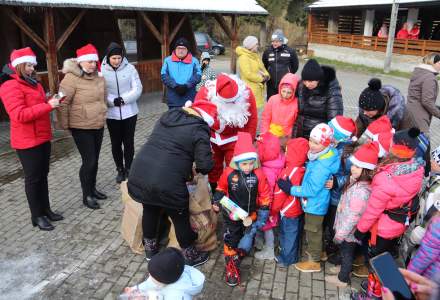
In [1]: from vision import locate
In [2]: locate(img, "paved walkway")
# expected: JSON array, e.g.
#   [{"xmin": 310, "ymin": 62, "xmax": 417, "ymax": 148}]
[{"xmin": 0, "ymin": 57, "xmax": 439, "ymax": 300}]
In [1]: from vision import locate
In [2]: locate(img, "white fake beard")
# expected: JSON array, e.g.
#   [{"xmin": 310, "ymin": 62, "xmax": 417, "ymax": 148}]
[{"xmin": 207, "ymin": 76, "xmax": 251, "ymax": 128}]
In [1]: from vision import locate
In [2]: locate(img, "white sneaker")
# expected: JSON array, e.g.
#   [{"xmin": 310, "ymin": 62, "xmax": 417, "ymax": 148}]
[
  {"xmin": 327, "ymin": 265, "xmax": 341, "ymax": 275},
  {"xmin": 254, "ymin": 246, "xmax": 275, "ymax": 260}
]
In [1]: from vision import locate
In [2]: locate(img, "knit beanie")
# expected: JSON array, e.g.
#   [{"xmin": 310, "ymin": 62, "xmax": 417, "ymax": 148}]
[
  {"xmin": 359, "ymin": 78, "xmax": 386, "ymax": 111},
  {"xmin": 148, "ymin": 247, "xmax": 185, "ymax": 284},
  {"xmin": 243, "ymin": 36, "xmax": 258, "ymax": 50},
  {"xmin": 269, "ymin": 123, "xmax": 285, "ymax": 138},
  {"xmin": 301, "ymin": 59, "xmax": 324, "ymax": 81},
  {"xmin": 174, "ymin": 37, "xmax": 190, "ymax": 50},
  {"xmin": 106, "ymin": 42, "xmax": 123, "ymax": 58},
  {"xmin": 271, "ymin": 30, "xmax": 285, "ymax": 42},
  {"xmin": 310, "ymin": 123, "xmax": 334, "ymax": 147},
  {"xmin": 391, "ymin": 127, "xmax": 420, "ymax": 159}
]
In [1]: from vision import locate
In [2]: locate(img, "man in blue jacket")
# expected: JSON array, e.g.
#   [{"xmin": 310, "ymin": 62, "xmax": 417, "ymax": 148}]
[{"xmin": 161, "ymin": 37, "xmax": 202, "ymax": 109}]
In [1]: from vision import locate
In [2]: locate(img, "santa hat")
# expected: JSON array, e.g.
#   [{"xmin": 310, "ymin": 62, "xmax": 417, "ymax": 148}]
[
  {"xmin": 310, "ymin": 123, "xmax": 334, "ymax": 147},
  {"xmin": 76, "ymin": 44, "xmax": 99, "ymax": 63},
  {"xmin": 269, "ymin": 123, "xmax": 285, "ymax": 138},
  {"xmin": 216, "ymin": 73, "xmax": 239, "ymax": 103},
  {"xmin": 10, "ymin": 47, "xmax": 37, "ymax": 67},
  {"xmin": 328, "ymin": 116, "xmax": 357, "ymax": 142},
  {"xmin": 373, "ymin": 131, "xmax": 393, "ymax": 158},
  {"xmin": 232, "ymin": 132, "xmax": 258, "ymax": 163},
  {"xmin": 349, "ymin": 142, "xmax": 379, "ymax": 170},
  {"xmin": 364, "ymin": 115, "xmax": 393, "ymax": 139},
  {"xmin": 191, "ymin": 100, "xmax": 218, "ymax": 128}
]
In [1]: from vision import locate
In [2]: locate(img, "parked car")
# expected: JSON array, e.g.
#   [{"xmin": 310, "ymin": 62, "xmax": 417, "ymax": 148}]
[
  {"xmin": 211, "ymin": 38, "xmax": 225, "ymax": 55},
  {"xmin": 194, "ymin": 32, "xmax": 225, "ymax": 56}
]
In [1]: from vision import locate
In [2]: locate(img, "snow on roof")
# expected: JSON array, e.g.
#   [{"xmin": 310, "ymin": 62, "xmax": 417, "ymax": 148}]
[
  {"xmin": 308, "ymin": 0, "xmax": 437, "ymax": 9},
  {"xmin": 0, "ymin": 0, "xmax": 268, "ymax": 14}
]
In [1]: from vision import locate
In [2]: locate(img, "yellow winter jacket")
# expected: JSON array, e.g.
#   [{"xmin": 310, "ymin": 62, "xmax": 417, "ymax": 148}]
[{"xmin": 236, "ymin": 46, "xmax": 269, "ymax": 109}]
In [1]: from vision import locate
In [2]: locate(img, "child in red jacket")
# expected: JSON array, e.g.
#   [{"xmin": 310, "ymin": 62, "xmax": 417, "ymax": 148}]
[
  {"xmin": 212, "ymin": 132, "xmax": 272, "ymax": 287},
  {"xmin": 272, "ymin": 138, "xmax": 309, "ymax": 267}
]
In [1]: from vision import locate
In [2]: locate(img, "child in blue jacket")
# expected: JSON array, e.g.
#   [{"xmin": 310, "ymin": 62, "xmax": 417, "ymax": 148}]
[{"xmin": 278, "ymin": 123, "xmax": 340, "ymax": 273}]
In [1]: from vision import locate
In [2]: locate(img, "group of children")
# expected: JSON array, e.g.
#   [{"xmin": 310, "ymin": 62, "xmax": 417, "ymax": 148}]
[{"xmin": 210, "ymin": 110, "xmax": 439, "ymax": 299}]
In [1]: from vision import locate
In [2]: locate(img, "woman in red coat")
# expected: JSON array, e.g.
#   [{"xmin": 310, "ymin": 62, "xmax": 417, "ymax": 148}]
[{"xmin": 0, "ymin": 47, "xmax": 63, "ymax": 231}]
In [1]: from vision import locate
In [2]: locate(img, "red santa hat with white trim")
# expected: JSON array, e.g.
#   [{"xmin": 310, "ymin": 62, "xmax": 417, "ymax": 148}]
[
  {"xmin": 76, "ymin": 43, "xmax": 99, "ymax": 63},
  {"xmin": 328, "ymin": 116, "xmax": 357, "ymax": 142},
  {"xmin": 216, "ymin": 73, "xmax": 240, "ymax": 103},
  {"xmin": 364, "ymin": 115, "xmax": 394, "ymax": 139},
  {"xmin": 10, "ymin": 47, "xmax": 37, "ymax": 67},
  {"xmin": 349, "ymin": 142, "xmax": 379, "ymax": 170},
  {"xmin": 190, "ymin": 100, "xmax": 219, "ymax": 129},
  {"xmin": 232, "ymin": 132, "xmax": 258, "ymax": 163},
  {"xmin": 373, "ymin": 131, "xmax": 394, "ymax": 158}
]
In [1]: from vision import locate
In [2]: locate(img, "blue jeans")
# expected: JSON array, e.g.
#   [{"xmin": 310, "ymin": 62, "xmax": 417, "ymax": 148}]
[{"xmin": 277, "ymin": 216, "xmax": 301, "ymax": 266}]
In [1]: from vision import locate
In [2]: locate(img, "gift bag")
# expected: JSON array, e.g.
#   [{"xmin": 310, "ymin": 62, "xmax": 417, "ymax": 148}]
[
  {"xmin": 120, "ymin": 182, "xmax": 144, "ymax": 254},
  {"xmin": 168, "ymin": 174, "xmax": 218, "ymax": 251}
]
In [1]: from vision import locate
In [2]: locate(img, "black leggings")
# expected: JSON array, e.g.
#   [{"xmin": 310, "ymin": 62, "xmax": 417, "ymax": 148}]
[
  {"xmin": 71, "ymin": 128, "xmax": 104, "ymax": 197},
  {"xmin": 106, "ymin": 115, "xmax": 137, "ymax": 170},
  {"xmin": 16, "ymin": 141, "xmax": 52, "ymax": 218},
  {"xmin": 142, "ymin": 203, "xmax": 197, "ymax": 249}
]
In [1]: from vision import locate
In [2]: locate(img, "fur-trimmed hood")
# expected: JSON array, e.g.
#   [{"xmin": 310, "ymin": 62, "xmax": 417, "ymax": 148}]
[{"xmin": 62, "ymin": 58, "xmax": 98, "ymax": 78}]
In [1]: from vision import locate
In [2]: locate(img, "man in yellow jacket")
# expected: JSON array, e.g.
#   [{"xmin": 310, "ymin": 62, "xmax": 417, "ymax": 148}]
[{"xmin": 236, "ymin": 36, "xmax": 270, "ymax": 109}]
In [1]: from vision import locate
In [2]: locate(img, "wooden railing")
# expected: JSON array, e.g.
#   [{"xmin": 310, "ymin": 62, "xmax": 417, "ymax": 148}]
[{"xmin": 309, "ymin": 32, "xmax": 440, "ymax": 56}]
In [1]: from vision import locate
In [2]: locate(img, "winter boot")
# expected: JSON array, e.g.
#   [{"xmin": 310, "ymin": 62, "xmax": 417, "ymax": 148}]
[
  {"xmin": 92, "ymin": 188, "xmax": 107, "ymax": 200},
  {"xmin": 325, "ymin": 275, "xmax": 348, "ymax": 288},
  {"xmin": 254, "ymin": 245, "xmax": 275, "ymax": 260},
  {"xmin": 353, "ymin": 265, "xmax": 369, "ymax": 278},
  {"xmin": 294, "ymin": 260, "xmax": 321, "ymax": 273},
  {"xmin": 182, "ymin": 245, "xmax": 209, "ymax": 267},
  {"xmin": 83, "ymin": 195, "xmax": 100, "ymax": 210},
  {"xmin": 143, "ymin": 237, "xmax": 158, "ymax": 261},
  {"xmin": 225, "ymin": 255, "xmax": 241, "ymax": 287},
  {"xmin": 116, "ymin": 167, "xmax": 125, "ymax": 184}
]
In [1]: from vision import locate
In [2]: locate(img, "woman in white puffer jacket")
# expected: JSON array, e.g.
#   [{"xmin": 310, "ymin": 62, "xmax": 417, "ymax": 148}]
[{"xmin": 102, "ymin": 42, "xmax": 143, "ymax": 183}]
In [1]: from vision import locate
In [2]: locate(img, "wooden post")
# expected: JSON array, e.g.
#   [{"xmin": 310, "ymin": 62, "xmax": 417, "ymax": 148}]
[
  {"xmin": 139, "ymin": 12, "xmax": 162, "ymax": 44},
  {"xmin": 307, "ymin": 13, "xmax": 313, "ymax": 44},
  {"xmin": 161, "ymin": 13, "xmax": 169, "ymax": 102},
  {"xmin": 230, "ymin": 15, "xmax": 238, "ymax": 74},
  {"xmin": 384, "ymin": 0, "xmax": 398, "ymax": 73},
  {"xmin": 422, "ymin": 40, "xmax": 427, "ymax": 56},
  {"xmin": 56, "ymin": 9, "xmax": 86, "ymax": 50},
  {"xmin": 5, "ymin": 7, "xmax": 48, "ymax": 52},
  {"xmin": 44, "ymin": 8, "xmax": 59, "ymax": 94}
]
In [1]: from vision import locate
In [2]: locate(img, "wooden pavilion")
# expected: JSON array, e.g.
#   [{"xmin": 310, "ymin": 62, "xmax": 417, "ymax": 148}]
[
  {"xmin": 306, "ymin": 0, "xmax": 440, "ymax": 56},
  {"xmin": 0, "ymin": 0, "xmax": 267, "ymax": 121}
]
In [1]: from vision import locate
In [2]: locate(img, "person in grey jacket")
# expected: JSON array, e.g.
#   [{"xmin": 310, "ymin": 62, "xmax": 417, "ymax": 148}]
[
  {"xmin": 102, "ymin": 42, "xmax": 143, "ymax": 183},
  {"xmin": 405, "ymin": 53, "xmax": 440, "ymax": 174}
]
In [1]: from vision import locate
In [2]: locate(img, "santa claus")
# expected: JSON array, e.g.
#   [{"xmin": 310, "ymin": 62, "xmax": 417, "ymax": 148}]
[{"xmin": 194, "ymin": 73, "xmax": 258, "ymax": 190}]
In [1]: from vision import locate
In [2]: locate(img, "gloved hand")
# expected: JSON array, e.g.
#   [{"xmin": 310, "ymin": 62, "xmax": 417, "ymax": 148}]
[
  {"xmin": 354, "ymin": 228, "xmax": 367, "ymax": 241},
  {"xmin": 113, "ymin": 97, "xmax": 124, "ymax": 107},
  {"xmin": 175, "ymin": 84, "xmax": 188, "ymax": 96},
  {"xmin": 277, "ymin": 178, "xmax": 293, "ymax": 195},
  {"xmin": 212, "ymin": 191, "xmax": 224, "ymax": 206},
  {"xmin": 254, "ymin": 209, "xmax": 270, "ymax": 229}
]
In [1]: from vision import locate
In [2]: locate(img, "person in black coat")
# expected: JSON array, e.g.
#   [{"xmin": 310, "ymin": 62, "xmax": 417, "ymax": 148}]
[
  {"xmin": 127, "ymin": 101, "xmax": 217, "ymax": 267},
  {"xmin": 262, "ymin": 30, "xmax": 299, "ymax": 100},
  {"xmin": 292, "ymin": 59, "xmax": 343, "ymax": 139}
]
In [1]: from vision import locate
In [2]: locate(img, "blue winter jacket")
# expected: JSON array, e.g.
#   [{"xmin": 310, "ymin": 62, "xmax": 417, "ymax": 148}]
[
  {"xmin": 289, "ymin": 147, "xmax": 341, "ymax": 216},
  {"xmin": 329, "ymin": 142, "xmax": 352, "ymax": 206},
  {"xmin": 161, "ymin": 52, "xmax": 201, "ymax": 108}
]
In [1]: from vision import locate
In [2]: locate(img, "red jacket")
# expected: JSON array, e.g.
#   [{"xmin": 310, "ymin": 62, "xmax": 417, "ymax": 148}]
[
  {"xmin": 272, "ymin": 138, "xmax": 309, "ymax": 218},
  {"xmin": 357, "ymin": 159, "xmax": 424, "ymax": 239},
  {"xmin": 0, "ymin": 73, "xmax": 52, "ymax": 149},
  {"xmin": 194, "ymin": 84, "xmax": 258, "ymax": 145},
  {"xmin": 216, "ymin": 167, "xmax": 272, "ymax": 210}
]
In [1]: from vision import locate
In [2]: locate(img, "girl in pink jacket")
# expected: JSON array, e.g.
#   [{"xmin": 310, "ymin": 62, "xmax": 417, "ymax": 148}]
[
  {"xmin": 352, "ymin": 128, "xmax": 425, "ymax": 299},
  {"xmin": 260, "ymin": 73, "xmax": 299, "ymax": 136},
  {"xmin": 325, "ymin": 142, "xmax": 377, "ymax": 288},
  {"xmin": 254, "ymin": 124, "xmax": 287, "ymax": 260}
]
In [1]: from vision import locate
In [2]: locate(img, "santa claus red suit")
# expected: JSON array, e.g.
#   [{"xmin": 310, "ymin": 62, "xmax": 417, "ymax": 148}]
[{"xmin": 194, "ymin": 73, "xmax": 258, "ymax": 188}]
